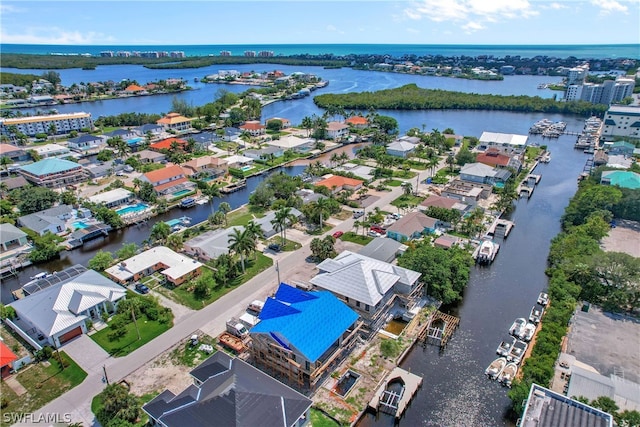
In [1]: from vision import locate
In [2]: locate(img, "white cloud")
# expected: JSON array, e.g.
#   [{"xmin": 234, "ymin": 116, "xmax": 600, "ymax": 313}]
[
  {"xmin": 325, "ymin": 24, "xmax": 344, "ymax": 34},
  {"xmin": 403, "ymin": 0, "xmax": 537, "ymax": 33},
  {"xmin": 591, "ymin": 0, "xmax": 628, "ymax": 15},
  {"xmin": 548, "ymin": 2, "xmax": 568, "ymax": 9},
  {"xmin": 0, "ymin": 27, "xmax": 115, "ymax": 45}
]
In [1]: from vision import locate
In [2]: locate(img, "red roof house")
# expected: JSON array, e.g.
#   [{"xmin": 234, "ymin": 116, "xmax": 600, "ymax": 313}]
[
  {"xmin": 239, "ymin": 121, "xmax": 266, "ymax": 136},
  {"xmin": 315, "ymin": 175, "xmax": 364, "ymax": 193},
  {"xmin": 345, "ymin": 116, "xmax": 368, "ymax": 128},
  {"xmin": 150, "ymin": 137, "xmax": 187, "ymax": 152},
  {"xmin": 0, "ymin": 341, "xmax": 18, "ymax": 378}
]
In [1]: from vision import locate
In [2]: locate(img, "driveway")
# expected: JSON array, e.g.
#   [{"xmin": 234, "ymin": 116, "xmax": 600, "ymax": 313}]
[{"xmin": 62, "ymin": 334, "xmax": 110, "ymax": 377}]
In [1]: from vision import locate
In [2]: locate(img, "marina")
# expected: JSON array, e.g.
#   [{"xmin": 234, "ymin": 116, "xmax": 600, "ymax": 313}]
[{"xmin": 485, "ymin": 357, "xmax": 507, "ymax": 380}]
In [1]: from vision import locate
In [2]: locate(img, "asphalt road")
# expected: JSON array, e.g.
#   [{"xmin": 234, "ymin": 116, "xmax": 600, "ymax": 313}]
[{"xmin": 30, "ymin": 167, "xmax": 436, "ymax": 426}]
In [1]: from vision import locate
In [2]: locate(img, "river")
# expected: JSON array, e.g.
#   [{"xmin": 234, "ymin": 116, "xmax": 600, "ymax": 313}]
[{"xmin": 2, "ymin": 64, "xmax": 591, "ymax": 425}]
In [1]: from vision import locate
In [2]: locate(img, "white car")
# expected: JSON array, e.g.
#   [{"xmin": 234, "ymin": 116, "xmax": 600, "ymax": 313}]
[{"xmin": 368, "ymin": 230, "xmax": 381, "ymax": 237}]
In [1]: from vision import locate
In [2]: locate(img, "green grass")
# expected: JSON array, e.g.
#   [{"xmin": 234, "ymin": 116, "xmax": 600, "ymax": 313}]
[
  {"xmin": 306, "ymin": 224, "xmax": 333, "ymax": 235},
  {"xmin": 310, "ymin": 408, "xmax": 341, "ymax": 427},
  {"xmin": 392, "ymin": 170, "xmax": 417, "ymax": 179},
  {"xmin": 91, "ymin": 389, "xmax": 157, "ymax": 427},
  {"xmin": 340, "ymin": 231, "xmax": 373, "ymax": 245},
  {"xmin": 385, "ymin": 179, "xmax": 403, "ymax": 187},
  {"xmin": 160, "ymin": 254, "xmax": 273, "ymax": 310},
  {"xmin": 169, "ymin": 336, "xmax": 217, "ymax": 367},
  {"xmin": 90, "ymin": 315, "xmax": 172, "ymax": 357},
  {"xmin": 227, "ymin": 208, "xmax": 265, "ymax": 227},
  {"xmin": 390, "ymin": 194, "xmax": 426, "ymax": 208},
  {"xmin": 0, "ymin": 352, "xmax": 87, "ymax": 416},
  {"xmin": 272, "ymin": 237, "xmax": 301, "ymax": 251}
]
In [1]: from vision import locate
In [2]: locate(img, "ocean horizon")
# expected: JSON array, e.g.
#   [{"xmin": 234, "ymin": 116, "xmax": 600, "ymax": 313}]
[{"xmin": 2, "ymin": 43, "xmax": 639, "ymax": 60}]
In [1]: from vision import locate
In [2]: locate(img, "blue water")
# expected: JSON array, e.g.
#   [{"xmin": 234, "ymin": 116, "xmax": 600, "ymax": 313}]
[
  {"xmin": 72, "ymin": 221, "xmax": 88, "ymax": 230},
  {"xmin": 172, "ymin": 189, "xmax": 193, "ymax": 197},
  {"xmin": 127, "ymin": 137, "xmax": 143, "ymax": 145},
  {"xmin": 2, "ymin": 43, "xmax": 639, "ymax": 59},
  {"xmin": 115, "ymin": 203, "xmax": 148, "ymax": 215},
  {"xmin": 165, "ymin": 219, "xmax": 181, "ymax": 227}
]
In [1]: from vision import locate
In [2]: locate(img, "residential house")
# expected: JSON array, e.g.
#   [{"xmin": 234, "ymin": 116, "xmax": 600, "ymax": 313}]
[
  {"xmin": 9, "ymin": 268, "xmax": 126, "ymax": 347},
  {"xmin": 310, "ymin": 251, "xmax": 422, "ymax": 330},
  {"xmin": 441, "ymin": 180, "xmax": 489, "ymax": 206},
  {"xmin": 419, "ymin": 194, "xmax": 470, "ymax": 219},
  {"xmin": 243, "ymin": 146, "xmax": 284, "ymax": 161},
  {"xmin": 31, "ymin": 144, "xmax": 71, "ymax": 159},
  {"xmin": 134, "ymin": 123, "xmax": 164, "ymax": 138},
  {"xmin": 143, "ymin": 352, "xmax": 312, "ymax": 427},
  {"xmin": 608, "ymin": 141, "xmax": 636, "ymax": 156},
  {"xmin": 476, "ymin": 148, "xmax": 523, "ymax": 173},
  {"xmin": 0, "ymin": 223, "xmax": 31, "ymax": 263},
  {"xmin": 105, "ymin": 246, "xmax": 203, "ymax": 286},
  {"xmin": 157, "ymin": 113, "xmax": 191, "ymax": 132},
  {"xmin": 184, "ymin": 226, "xmax": 245, "ymax": 262},
  {"xmin": 123, "ymin": 84, "xmax": 146, "ymax": 94},
  {"xmin": 239, "ymin": 121, "xmax": 266, "ymax": 136},
  {"xmin": 600, "ymin": 171, "xmax": 640, "ymax": 190},
  {"xmin": 345, "ymin": 116, "xmax": 368, "ymax": 129},
  {"xmin": 265, "ymin": 117, "xmax": 291, "ymax": 129},
  {"xmin": 224, "ymin": 155, "xmax": 254, "ymax": 169},
  {"xmin": 149, "ymin": 137, "xmax": 187, "ymax": 152},
  {"xmin": 141, "ymin": 165, "xmax": 195, "ymax": 198},
  {"xmin": 357, "ymin": 238, "xmax": 407, "ymax": 263},
  {"xmin": 0, "ymin": 176, "xmax": 29, "ymax": 191},
  {"xmin": 460, "ymin": 162, "xmax": 511, "ymax": 186},
  {"xmin": 0, "ymin": 341, "xmax": 18, "ymax": 378},
  {"xmin": 135, "ymin": 149, "xmax": 166, "ymax": 164},
  {"xmin": 326, "ymin": 122, "xmax": 349, "ymax": 140},
  {"xmin": 67, "ymin": 134, "xmax": 106, "ymax": 153},
  {"xmin": 386, "ymin": 139, "xmax": 417, "ymax": 158},
  {"xmin": 386, "ymin": 211, "xmax": 441, "ymax": 242},
  {"xmin": 433, "ymin": 234, "xmax": 462, "ymax": 249},
  {"xmin": 17, "ymin": 205, "xmax": 73, "ymax": 236},
  {"xmin": 334, "ymin": 163, "xmax": 375, "ymax": 181},
  {"xmin": 478, "ymin": 132, "xmax": 528, "ymax": 150},
  {"xmin": 606, "ymin": 155, "xmax": 634, "ymax": 169},
  {"xmin": 181, "ymin": 155, "xmax": 227, "ymax": 179},
  {"xmin": 88, "ymin": 188, "xmax": 134, "ymax": 209},
  {"xmin": 295, "ymin": 189, "xmax": 325, "ymax": 204},
  {"xmin": 255, "ymin": 208, "xmax": 304, "ymax": 238},
  {"xmin": 0, "ymin": 144, "xmax": 29, "ymax": 162},
  {"xmin": 185, "ymin": 131, "xmax": 220, "ymax": 149},
  {"xmin": 250, "ymin": 283, "xmax": 361, "ymax": 391},
  {"xmin": 103, "ymin": 128, "xmax": 138, "ymax": 141},
  {"xmin": 267, "ymin": 135, "xmax": 315, "ymax": 153},
  {"xmin": 315, "ymin": 175, "xmax": 363, "ymax": 193}
]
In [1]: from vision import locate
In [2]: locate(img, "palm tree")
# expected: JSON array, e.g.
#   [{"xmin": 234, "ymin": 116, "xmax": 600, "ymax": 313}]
[
  {"xmin": 353, "ymin": 220, "xmax": 361, "ymax": 236},
  {"xmin": 203, "ymin": 184, "xmax": 221, "ymax": 215},
  {"xmin": 0, "ymin": 156, "xmax": 11, "ymax": 171},
  {"xmin": 446, "ymin": 154, "xmax": 456, "ymax": 173},
  {"xmin": 218, "ymin": 202, "xmax": 231, "ymax": 226},
  {"xmin": 228, "ymin": 227, "xmax": 254, "ymax": 273},
  {"xmin": 272, "ymin": 206, "xmax": 294, "ymax": 245},
  {"xmin": 401, "ymin": 182, "xmax": 413, "ymax": 196},
  {"xmin": 245, "ymin": 220, "xmax": 264, "ymax": 258},
  {"xmin": 339, "ymin": 152, "xmax": 349, "ymax": 165},
  {"xmin": 314, "ymin": 197, "xmax": 332, "ymax": 230},
  {"xmin": 330, "ymin": 152, "xmax": 340, "ymax": 167},
  {"xmin": 301, "ymin": 116, "xmax": 314, "ymax": 137},
  {"xmin": 150, "ymin": 222, "xmax": 171, "ymax": 244}
]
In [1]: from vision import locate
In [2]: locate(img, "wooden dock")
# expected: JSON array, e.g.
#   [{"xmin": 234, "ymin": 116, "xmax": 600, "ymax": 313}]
[
  {"xmin": 418, "ymin": 311, "xmax": 460, "ymax": 349},
  {"xmin": 486, "ymin": 219, "xmax": 515, "ymax": 239},
  {"xmin": 220, "ymin": 179, "xmax": 247, "ymax": 194}
]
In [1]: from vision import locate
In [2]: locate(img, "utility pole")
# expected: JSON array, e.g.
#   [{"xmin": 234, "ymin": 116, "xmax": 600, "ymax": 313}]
[
  {"xmin": 103, "ymin": 365, "xmax": 110, "ymax": 385},
  {"xmin": 131, "ymin": 306, "xmax": 141, "ymax": 341},
  {"xmin": 275, "ymin": 260, "xmax": 280, "ymax": 285}
]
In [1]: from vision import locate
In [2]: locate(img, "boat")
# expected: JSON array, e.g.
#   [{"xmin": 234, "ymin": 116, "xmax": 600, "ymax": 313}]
[
  {"xmin": 496, "ymin": 337, "xmax": 516, "ymax": 357},
  {"xmin": 537, "ymin": 292, "xmax": 549, "ymax": 307},
  {"xmin": 475, "ymin": 239, "xmax": 499, "ymax": 264},
  {"xmin": 498, "ymin": 362, "xmax": 518, "ymax": 387},
  {"xmin": 519, "ymin": 322, "xmax": 536, "ymax": 342},
  {"xmin": 180, "ymin": 197, "xmax": 196, "ymax": 208},
  {"xmin": 30, "ymin": 272, "xmax": 48, "ymax": 280},
  {"xmin": 485, "ymin": 357, "xmax": 507, "ymax": 380},
  {"xmin": 509, "ymin": 318, "xmax": 527, "ymax": 337},
  {"xmin": 529, "ymin": 306, "xmax": 543, "ymax": 324},
  {"xmin": 507, "ymin": 340, "xmax": 528, "ymax": 364}
]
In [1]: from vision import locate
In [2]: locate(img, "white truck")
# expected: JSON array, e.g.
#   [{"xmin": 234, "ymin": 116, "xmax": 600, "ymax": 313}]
[{"xmin": 226, "ymin": 318, "xmax": 249, "ymax": 338}]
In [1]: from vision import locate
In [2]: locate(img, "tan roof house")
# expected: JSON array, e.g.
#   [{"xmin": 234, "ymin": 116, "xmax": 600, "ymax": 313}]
[
  {"xmin": 181, "ymin": 155, "xmax": 227, "ymax": 179},
  {"xmin": 156, "ymin": 112, "xmax": 191, "ymax": 132}
]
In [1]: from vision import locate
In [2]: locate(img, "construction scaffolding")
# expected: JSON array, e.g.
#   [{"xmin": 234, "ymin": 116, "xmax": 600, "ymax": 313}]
[{"xmin": 418, "ymin": 311, "xmax": 460, "ymax": 349}]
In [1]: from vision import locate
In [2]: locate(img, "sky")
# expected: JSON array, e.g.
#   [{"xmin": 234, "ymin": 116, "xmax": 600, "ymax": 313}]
[{"xmin": 0, "ymin": 0, "xmax": 639, "ymax": 46}]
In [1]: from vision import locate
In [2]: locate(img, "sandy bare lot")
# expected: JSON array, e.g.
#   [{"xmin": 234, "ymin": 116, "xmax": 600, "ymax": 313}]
[{"xmin": 600, "ymin": 219, "xmax": 640, "ymax": 258}]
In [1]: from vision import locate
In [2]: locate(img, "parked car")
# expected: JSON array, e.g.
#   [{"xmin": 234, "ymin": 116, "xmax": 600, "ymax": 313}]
[
  {"xmin": 135, "ymin": 283, "xmax": 150, "ymax": 294},
  {"xmin": 370, "ymin": 226, "xmax": 386, "ymax": 234},
  {"xmin": 267, "ymin": 243, "xmax": 282, "ymax": 252},
  {"xmin": 368, "ymin": 230, "xmax": 381, "ymax": 237},
  {"xmin": 332, "ymin": 230, "xmax": 344, "ymax": 239},
  {"xmin": 353, "ymin": 210, "xmax": 364, "ymax": 219}
]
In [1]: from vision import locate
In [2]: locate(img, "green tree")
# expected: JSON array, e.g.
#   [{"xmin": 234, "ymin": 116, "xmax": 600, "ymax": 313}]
[
  {"xmin": 401, "ymin": 181, "xmax": 413, "ymax": 196},
  {"xmin": 562, "ymin": 183, "xmax": 622, "ymax": 227},
  {"xmin": 218, "ymin": 202, "xmax": 231, "ymax": 226},
  {"xmin": 301, "ymin": 116, "xmax": 314, "ymax": 137},
  {"xmin": 28, "ymin": 232, "xmax": 64, "ymax": 263},
  {"xmin": 310, "ymin": 236, "xmax": 337, "ymax": 261},
  {"xmin": 95, "ymin": 383, "xmax": 140, "ymax": 427},
  {"xmin": 16, "ymin": 186, "xmax": 58, "ymax": 215},
  {"xmin": 150, "ymin": 221, "xmax": 171, "ymax": 244},
  {"xmin": 455, "ymin": 145, "xmax": 476, "ymax": 166},
  {"xmin": 193, "ymin": 274, "xmax": 212, "ymax": 300},
  {"xmin": 59, "ymin": 190, "xmax": 77, "ymax": 207},
  {"xmin": 137, "ymin": 181, "xmax": 157, "ymax": 203},
  {"xmin": 202, "ymin": 184, "xmax": 221, "ymax": 216},
  {"xmin": 313, "ymin": 197, "xmax": 332, "ymax": 230},
  {"xmin": 116, "ymin": 243, "xmax": 138, "ymax": 260},
  {"xmin": 228, "ymin": 227, "xmax": 254, "ymax": 273},
  {"xmin": 88, "ymin": 250, "xmax": 114, "ymax": 271},
  {"xmin": 166, "ymin": 233, "xmax": 184, "ymax": 252}
]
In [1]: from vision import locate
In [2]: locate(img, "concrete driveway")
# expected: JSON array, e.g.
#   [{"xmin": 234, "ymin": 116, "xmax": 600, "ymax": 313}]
[{"xmin": 62, "ymin": 334, "xmax": 110, "ymax": 377}]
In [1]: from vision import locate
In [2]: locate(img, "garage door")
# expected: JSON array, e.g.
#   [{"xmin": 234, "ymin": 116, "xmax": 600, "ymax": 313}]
[{"xmin": 58, "ymin": 326, "xmax": 82, "ymax": 344}]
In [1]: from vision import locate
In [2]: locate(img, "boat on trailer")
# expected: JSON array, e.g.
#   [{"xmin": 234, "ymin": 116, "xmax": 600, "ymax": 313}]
[{"xmin": 485, "ymin": 357, "xmax": 507, "ymax": 380}]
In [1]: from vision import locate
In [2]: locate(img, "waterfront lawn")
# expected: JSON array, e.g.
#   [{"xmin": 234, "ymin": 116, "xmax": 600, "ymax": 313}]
[
  {"xmin": 227, "ymin": 209, "xmax": 265, "ymax": 227},
  {"xmin": 0, "ymin": 352, "xmax": 87, "ymax": 416},
  {"xmin": 390, "ymin": 194, "xmax": 426, "ymax": 208},
  {"xmin": 90, "ymin": 315, "xmax": 171, "ymax": 357},
  {"xmin": 164, "ymin": 254, "xmax": 273, "ymax": 310},
  {"xmin": 340, "ymin": 232, "xmax": 373, "ymax": 245}
]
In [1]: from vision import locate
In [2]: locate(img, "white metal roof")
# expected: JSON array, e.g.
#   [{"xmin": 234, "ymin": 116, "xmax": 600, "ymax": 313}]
[
  {"xmin": 88, "ymin": 188, "xmax": 133, "ymax": 205},
  {"xmin": 479, "ymin": 132, "xmax": 528, "ymax": 146},
  {"xmin": 105, "ymin": 246, "xmax": 202, "ymax": 282}
]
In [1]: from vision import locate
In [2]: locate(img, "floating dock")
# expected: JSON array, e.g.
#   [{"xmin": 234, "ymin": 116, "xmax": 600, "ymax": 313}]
[{"xmin": 368, "ymin": 367, "xmax": 423, "ymax": 420}]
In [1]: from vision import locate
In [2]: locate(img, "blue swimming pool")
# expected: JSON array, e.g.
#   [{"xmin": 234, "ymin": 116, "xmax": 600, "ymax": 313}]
[
  {"xmin": 72, "ymin": 221, "xmax": 89, "ymax": 229},
  {"xmin": 127, "ymin": 137, "xmax": 143, "ymax": 145},
  {"xmin": 116, "ymin": 203, "xmax": 149, "ymax": 216},
  {"xmin": 173, "ymin": 189, "xmax": 193, "ymax": 198},
  {"xmin": 241, "ymin": 165, "xmax": 254, "ymax": 172}
]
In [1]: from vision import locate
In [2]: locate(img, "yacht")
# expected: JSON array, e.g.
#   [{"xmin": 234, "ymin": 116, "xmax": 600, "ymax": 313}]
[
  {"xmin": 485, "ymin": 357, "xmax": 507, "ymax": 380},
  {"xmin": 475, "ymin": 239, "xmax": 499, "ymax": 264},
  {"xmin": 509, "ymin": 318, "xmax": 527, "ymax": 337}
]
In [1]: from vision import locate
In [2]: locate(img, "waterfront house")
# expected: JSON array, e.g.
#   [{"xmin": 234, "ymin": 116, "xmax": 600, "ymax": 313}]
[
  {"xmin": 250, "ymin": 283, "xmax": 361, "ymax": 391},
  {"xmin": 326, "ymin": 122, "xmax": 349, "ymax": 140},
  {"xmin": 310, "ymin": 251, "xmax": 421, "ymax": 330},
  {"xmin": 149, "ymin": 137, "xmax": 187, "ymax": 152},
  {"xmin": 243, "ymin": 146, "xmax": 284, "ymax": 161},
  {"xmin": 88, "ymin": 188, "xmax": 134, "ymax": 209},
  {"xmin": 460, "ymin": 162, "xmax": 511, "ymax": 186},
  {"xmin": 9, "ymin": 268, "xmax": 126, "ymax": 348},
  {"xmin": 314, "ymin": 174, "xmax": 363, "ymax": 193},
  {"xmin": 419, "ymin": 194, "xmax": 469, "ymax": 216},
  {"xmin": 254, "ymin": 208, "xmax": 304, "ymax": 238},
  {"xmin": 103, "ymin": 128, "xmax": 138, "ymax": 141},
  {"xmin": 476, "ymin": 148, "xmax": 523, "ymax": 173},
  {"xmin": 478, "ymin": 132, "xmax": 528, "ymax": 150},
  {"xmin": 357, "ymin": 237, "xmax": 407, "ymax": 263},
  {"xmin": 224, "ymin": 155, "xmax": 254, "ymax": 169},
  {"xmin": 141, "ymin": 164, "xmax": 195, "ymax": 198},
  {"xmin": 184, "ymin": 226, "xmax": 245, "ymax": 262},
  {"xmin": 0, "ymin": 341, "xmax": 18, "ymax": 378},
  {"xmin": 31, "ymin": 144, "xmax": 71, "ymax": 159},
  {"xmin": 0, "ymin": 223, "xmax": 31, "ymax": 263},
  {"xmin": 334, "ymin": 163, "xmax": 375, "ymax": 181},
  {"xmin": 143, "ymin": 351, "xmax": 312, "ymax": 427},
  {"xmin": 157, "ymin": 112, "xmax": 191, "ymax": 132},
  {"xmin": 134, "ymin": 123, "xmax": 164, "ymax": 138},
  {"xmin": 267, "ymin": 135, "xmax": 315, "ymax": 153},
  {"xmin": 386, "ymin": 139, "xmax": 418, "ymax": 158},
  {"xmin": 600, "ymin": 170, "xmax": 640, "ymax": 190},
  {"xmin": 105, "ymin": 246, "xmax": 202, "ymax": 286},
  {"xmin": 181, "ymin": 155, "xmax": 227, "ymax": 179},
  {"xmin": 345, "ymin": 116, "xmax": 368, "ymax": 129},
  {"xmin": 608, "ymin": 141, "xmax": 636, "ymax": 157},
  {"xmin": 433, "ymin": 234, "xmax": 462, "ymax": 249},
  {"xmin": 441, "ymin": 180, "xmax": 489, "ymax": 206},
  {"xmin": 239, "ymin": 120, "xmax": 266, "ymax": 136},
  {"xmin": 385, "ymin": 211, "xmax": 441, "ymax": 242},
  {"xmin": 18, "ymin": 158, "xmax": 89, "ymax": 188},
  {"xmin": 265, "ymin": 117, "xmax": 291, "ymax": 129},
  {"xmin": 123, "ymin": 84, "xmax": 146, "ymax": 94},
  {"xmin": 67, "ymin": 134, "xmax": 106, "ymax": 153},
  {"xmin": 135, "ymin": 149, "xmax": 166, "ymax": 164},
  {"xmin": 0, "ymin": 143, "xmax": 29, "ymax": 162},
  {"xmin": 17, "ymin": 205, "xmax": 73, "ymax": 236}
]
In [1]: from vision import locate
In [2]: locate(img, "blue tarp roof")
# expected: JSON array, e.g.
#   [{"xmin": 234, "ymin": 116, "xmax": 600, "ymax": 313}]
[{"xmin": 251, "ymin": 283, "xmax": 358, "ymax": 363}]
